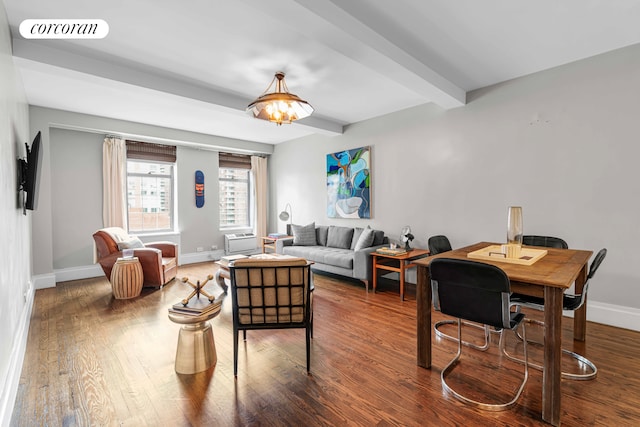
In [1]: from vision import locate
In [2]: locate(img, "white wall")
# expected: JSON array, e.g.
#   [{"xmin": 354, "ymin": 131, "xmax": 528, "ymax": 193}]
[
  {"xmin": 0, "ymin": 2, "xmax": 31, "ymax": 425},
  {"xmin": 270, "ymin": 43, "xmax": 640, "ymax": 326}
]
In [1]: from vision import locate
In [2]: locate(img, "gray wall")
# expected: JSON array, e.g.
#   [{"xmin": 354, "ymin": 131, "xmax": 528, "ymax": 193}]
[
  {"xmin": 176, "ymin": 145, "xmax": 222, "ymax": 253},
  {"xmin": 30, "ymin": 107, "xmax": 273, "ymax": 279},
  {"xmin": 50, "ymin": 128, "xmax": 103, "ymax": 268},
  {"xmin": 47, "ymin": 128, "xmax": 226, "ymax": 268},
  {"xmin": 270, "ymin": 43, "xmax": 640, "ymax": 315},
  {"xmin": 0, "ymin": 2, "xmax": 30, "ymax": 423}
]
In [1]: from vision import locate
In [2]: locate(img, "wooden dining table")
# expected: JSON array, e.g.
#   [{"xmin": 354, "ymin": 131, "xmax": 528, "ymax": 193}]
[{"xmin": 414, "ymin": 242, "xmax": 593, "ymax": 426}]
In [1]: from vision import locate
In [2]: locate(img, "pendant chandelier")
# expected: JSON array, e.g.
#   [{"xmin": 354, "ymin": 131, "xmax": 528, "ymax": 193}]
[{"xmin": 246, "ymin": 72, "xmax": 314, "ymax": 125}]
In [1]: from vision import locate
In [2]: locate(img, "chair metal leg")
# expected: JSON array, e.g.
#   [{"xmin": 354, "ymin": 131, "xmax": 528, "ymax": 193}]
[
  {"xmin": 434, "ymin": 319, "xmax": 491, "ymax": 351},
  {"xmin": 503, "ymin": 318, "xmax": 597, "ymax": 380},
  {"xmin": 441, "ymin": 319, "xmax": 528, "ymax": 411},
  {"xmin": 306, "ymin": 326, "xmax": 311, "ymax": 374},
  {"xmin": 233, "ymin": 329, "xmax": 239, "ymax": 377}
]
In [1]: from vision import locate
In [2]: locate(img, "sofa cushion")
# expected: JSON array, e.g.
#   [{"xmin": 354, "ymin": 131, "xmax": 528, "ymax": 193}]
[
  {"xmin": 372, "ymin": 230, "xmax": 385, "ymax": 246},
  {"xmin": 354, "ymin": 226, "xmax": 375, "ymax": 251},
  {"xmin": 350, "ymin": 227, "xmax": 364, "ymax": 250},
  {"xmin": 327, "ymin": 226, "xmax": 354, "ymax": 249},
  {"xmin": 283, "ymin": 246, "xmax": 353, "ymax": 269},
  {"xmin": 316, "ymin": 225, "xmax": 329, "ymax": 246},
  {"xmin": 291, "ymin": 222, "xmax": 317, "ymax": 246}
]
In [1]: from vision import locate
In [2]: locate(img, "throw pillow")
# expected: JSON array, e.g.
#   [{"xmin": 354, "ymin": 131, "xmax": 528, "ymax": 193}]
[
  {"xmin": 316, "ymin": 225, "xmax": 329, "ymax": 246},
  {"xmin": 350, "ymin": 227, "xmax": 364, "ymax": 250},
  {"xmin": 327, "ymin": 226, "xmax": 354, "ymax": 249},
  {"xmin": 354, "ymin": 226, "xmax": 375, "ymax": 251},
  {"xmin": 292, "ymin": 222, "xmax": 317, "ymax": 246},
  {"xmin": 117, "ymin": 236, "xmax": 145, "ymax": 250},
  {"xmin": 372, "ymin": 230, "xmax": 385, "ymax": 246}
]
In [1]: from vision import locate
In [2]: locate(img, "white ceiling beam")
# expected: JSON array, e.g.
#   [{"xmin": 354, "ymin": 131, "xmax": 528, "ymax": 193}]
[
  {"xmin": 241, "ymin": 0, "xmax": 465, "ymax": 109},
  {"xmin": 11, "ymin": 38, "xmax": 344, "ymax": 136}
]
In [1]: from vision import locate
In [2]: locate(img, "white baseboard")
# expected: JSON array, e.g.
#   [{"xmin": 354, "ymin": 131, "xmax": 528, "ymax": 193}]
[
  {"xmin": 55, "ymin": 264, "xmax": 103, "ymax": 283},
  {"xmin": 0, "ymin": 283, "xmax": 34, "ymax": 427},
  {"xmin": 32, "ymin": 273, "xmax": 56, "ymax": 289},
  {"xmin": 43, "ymin": 251, "xmax": 226, "ymax": 287},
  {"xmin": 179, "ymin": 250, "xmax": 224, "ymax": 265},
  {"xmin": 563, "ymin": 301, "xmax": 640, "ymax": 332}
]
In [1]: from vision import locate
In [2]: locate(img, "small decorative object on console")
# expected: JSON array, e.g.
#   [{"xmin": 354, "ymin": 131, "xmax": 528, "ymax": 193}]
[
  {"xmin": 376, "ymin": 246, "xmax": 407, "ymax": 256},
  {"xmin": 400, "ymin": 226, "xmax": 414, "ymax": 250}
]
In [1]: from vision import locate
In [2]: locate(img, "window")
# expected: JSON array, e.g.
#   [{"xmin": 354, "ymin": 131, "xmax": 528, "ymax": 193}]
[
  {"xmin": 219, "ymin": 167, "xmax": 251, "ymax": 228},
  {"xmin": 126, "ymin": 140, "xmax": 176, "ymax": 233}
]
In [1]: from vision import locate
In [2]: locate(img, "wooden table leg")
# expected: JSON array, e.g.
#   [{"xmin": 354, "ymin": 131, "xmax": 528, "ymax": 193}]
[
  {"xmin": 372, "ymin": 257, "xmax": 378, "ymax": 293},
  {"xmin": 573, "ymin": 264, "xmax": 589, "ymax": 341},
  {"xmin": 399, "ymin": 261, "xmax": 405, "ymax": 301},
  {"xmin": 543, "ymin": 286, "xmax": 563, "ymax": 426},
  {"xmin": 417, "ymin": 265, "xmax": 432, "ymax": 368}
]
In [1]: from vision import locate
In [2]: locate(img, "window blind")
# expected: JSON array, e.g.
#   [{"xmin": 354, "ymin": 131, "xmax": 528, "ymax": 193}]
[
  {"xmin": 126, "ymin": 140, "xmax": 176, "ymax": 162},
  {"xmin": 219, "ymin": 152, "xmax": 251, "ymax": 169}
]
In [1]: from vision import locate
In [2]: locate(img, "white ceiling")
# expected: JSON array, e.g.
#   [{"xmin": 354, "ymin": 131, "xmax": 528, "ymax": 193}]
[{"xmin": 5, "ymin": 0, "xmax": 640, "ymax": 144}]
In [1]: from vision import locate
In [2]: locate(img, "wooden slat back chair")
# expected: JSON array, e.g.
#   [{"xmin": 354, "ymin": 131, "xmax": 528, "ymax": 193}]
[
  {"xmin": 429, "ymin": 258, "xmax": 528, "ymax": 411},
  {"xmin": 507, "ymin": 248, "xmax": 607, "ymax": 380},
  {"xmin": 229, "ymin": 258, "xmax": 312, "ymax": 376},
  {"xmin": 428, "ymin": 235, "xmax": 491, "ymax": 350}
]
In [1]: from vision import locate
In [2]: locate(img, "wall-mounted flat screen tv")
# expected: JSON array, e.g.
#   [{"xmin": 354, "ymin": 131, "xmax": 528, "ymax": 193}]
[{"xmin": 18, "ymin": 131, "xmax": 43, "ymax": 213}]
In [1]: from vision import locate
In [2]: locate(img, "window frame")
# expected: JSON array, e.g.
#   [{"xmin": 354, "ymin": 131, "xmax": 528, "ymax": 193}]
[
  {"xmin": 218, "ymin": 166, "xmax": 252, "ymax": 230},
  {"xmin": 126, "ymin": 158, "xmax": 176, "ymax": 234}
]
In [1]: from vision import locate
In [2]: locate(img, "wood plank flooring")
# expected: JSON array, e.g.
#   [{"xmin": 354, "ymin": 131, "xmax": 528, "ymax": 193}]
[{"xmin": 11, "ymin": 262, "xmax": 640, "ymax": 426}]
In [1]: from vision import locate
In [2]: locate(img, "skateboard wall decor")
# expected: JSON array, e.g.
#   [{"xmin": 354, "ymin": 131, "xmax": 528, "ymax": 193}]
[{"xmin": 195, "ymin": 170, "xmax": 204, "ymax": 208}]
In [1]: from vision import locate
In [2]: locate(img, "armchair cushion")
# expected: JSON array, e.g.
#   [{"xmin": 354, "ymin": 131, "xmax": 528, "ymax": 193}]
[{"xmin": 117, "ymin": 236, "xmax": 145, "ymax": 250}]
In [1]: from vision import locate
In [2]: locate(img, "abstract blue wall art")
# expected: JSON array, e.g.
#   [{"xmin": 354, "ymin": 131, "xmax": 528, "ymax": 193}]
[{"xmin": 326, "ymin": 146, "xmax": 371, "ymax": 218}]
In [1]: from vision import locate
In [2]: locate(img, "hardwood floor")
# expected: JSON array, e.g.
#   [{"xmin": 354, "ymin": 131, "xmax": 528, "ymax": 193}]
[{"xmin": 11, "ymin": 262, "xmax": 640, "ymax": 426}]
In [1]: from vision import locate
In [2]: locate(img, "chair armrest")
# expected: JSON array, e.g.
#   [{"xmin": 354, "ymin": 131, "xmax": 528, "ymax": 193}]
[
  {"xmin": 146, "ymin": 241, "xmax": 178, "ymax": 258},
  {"xmin": 353, "ymin": 245, "xmax": 386, "ymax": 280},
  {"xmin": 132, "ymin": 247, "xmax": 163, "ymax": 264},
  {"xmin": 276, "ymin": 237, "xmax": 294, "ymax": 254}
]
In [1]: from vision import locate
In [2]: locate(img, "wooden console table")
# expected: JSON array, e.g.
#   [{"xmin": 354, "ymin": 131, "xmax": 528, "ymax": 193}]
[
  {"xmin": 260, "ymin": 236, "xmax": 291, "ymax": 253},
  {"xmin": 370, "ymin": 248, "xmax": 430, "ymax": 300}
]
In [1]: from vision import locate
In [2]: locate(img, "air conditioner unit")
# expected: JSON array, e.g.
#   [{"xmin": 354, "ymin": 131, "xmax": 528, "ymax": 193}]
[{"xmin": 224, "ymin": 233, "xmax": 257, "ymax": 254}]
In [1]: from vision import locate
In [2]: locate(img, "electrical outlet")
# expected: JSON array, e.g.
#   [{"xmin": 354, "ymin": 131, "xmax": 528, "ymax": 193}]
[
  {"xmin": 211, "ymin": 245, "xmax": 217, "ymax": 250},
  {"xmin": 196, "ymin": 247, "xmax": 204, "ymax": 252}
]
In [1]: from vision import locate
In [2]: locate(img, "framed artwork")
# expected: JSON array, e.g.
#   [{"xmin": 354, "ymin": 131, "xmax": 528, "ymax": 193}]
[{"xmin": 326, "ymin": 146, "xmax": 371, "ymax": 218}]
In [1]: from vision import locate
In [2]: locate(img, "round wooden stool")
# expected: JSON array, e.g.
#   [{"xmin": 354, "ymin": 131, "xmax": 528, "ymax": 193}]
[{"xmin": 110, "ymin": 257, "xmax": 143, "ymax": 299}]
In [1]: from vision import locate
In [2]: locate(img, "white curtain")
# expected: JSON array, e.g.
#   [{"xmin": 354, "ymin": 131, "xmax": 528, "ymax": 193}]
[
  {"xmin": 102, "ymin": 136, "xmax": 127, "ymax": 229},
  {"xmin": 251, "ymin": 156, "xmax": 268, "ymax": 238}
]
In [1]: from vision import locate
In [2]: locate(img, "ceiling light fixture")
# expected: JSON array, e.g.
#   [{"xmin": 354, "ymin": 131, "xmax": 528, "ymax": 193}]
[{"xmin": 246, "ymin": 72, "xmax": 314, "ymax": 125}]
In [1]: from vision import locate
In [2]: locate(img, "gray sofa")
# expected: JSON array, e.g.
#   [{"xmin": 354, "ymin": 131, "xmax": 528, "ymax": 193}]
[{"xmin": 275, "ymin": 224, "xmax": 388, "ymax": 290}]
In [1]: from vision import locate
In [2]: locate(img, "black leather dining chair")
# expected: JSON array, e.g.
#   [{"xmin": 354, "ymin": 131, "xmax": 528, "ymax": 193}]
[
  {"xmin": 506, "ymin": 248, "xmax": 607, "ymax": 380},
  {"xmin": 522, "ymin": 235, "xmax": 568, "ymax": 249},
  {"xmin": 427, "ymin": 235, "xmax": 453, "ymax": 255},
  {"xmin": 429, "ymin": 258, "xmax": 528, "ymax": 411},
  {"xmin": 428, "ymin": 235, "xmax": 490, "ymax": 350}
]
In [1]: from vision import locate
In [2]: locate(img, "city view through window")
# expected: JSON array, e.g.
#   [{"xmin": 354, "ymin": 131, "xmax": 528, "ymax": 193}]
[
  {"xmin": 127, "ymin": 160, "xmax": 173, "ymax": 232},
  {"xmin": 219, "ymin": 167, "xmax": 250, "ymax": 228}
]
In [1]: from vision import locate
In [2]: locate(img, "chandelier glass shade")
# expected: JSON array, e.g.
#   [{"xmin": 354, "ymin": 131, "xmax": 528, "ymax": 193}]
[{"xmin": 246, "ymin": 72, "xmax": 314, "ymax": 125}]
